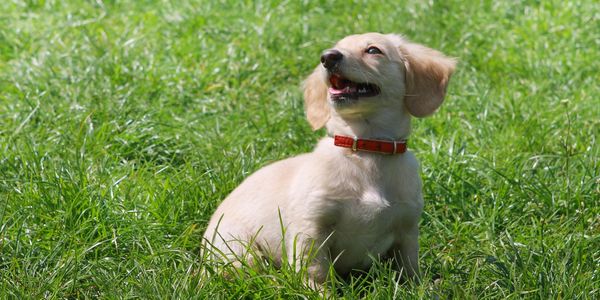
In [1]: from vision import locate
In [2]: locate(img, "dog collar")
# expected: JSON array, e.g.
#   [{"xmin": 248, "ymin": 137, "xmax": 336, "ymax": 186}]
[{"xmin": 333, "ymin": 135, "xmax": 407, "ymax": 155}]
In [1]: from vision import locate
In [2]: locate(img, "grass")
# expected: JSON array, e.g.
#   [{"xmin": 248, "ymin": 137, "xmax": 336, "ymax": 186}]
[{"xmin": 1, "ymin": 0, "xmax": 598, "ymax": 298}]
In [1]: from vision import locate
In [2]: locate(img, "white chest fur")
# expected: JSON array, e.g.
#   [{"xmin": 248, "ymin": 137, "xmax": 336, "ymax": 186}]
[{"xmin": 300, "ymin": 143, "xmax": 424, "ymax": 274}]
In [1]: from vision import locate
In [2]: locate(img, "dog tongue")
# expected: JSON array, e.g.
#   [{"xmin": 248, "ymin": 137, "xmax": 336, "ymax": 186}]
[
  {"xmin": 329, "ymin": 86, "xmax": 357, "ymax": 95},
  {"xmin": 329, "ymin": 74, "xmax": 356, "ymax": 92}
]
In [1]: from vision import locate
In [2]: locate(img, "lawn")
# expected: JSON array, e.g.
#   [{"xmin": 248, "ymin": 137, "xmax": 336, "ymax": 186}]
[{"xmin": 1, "ymin": 0, "xmax": 598, "ymax": 298}]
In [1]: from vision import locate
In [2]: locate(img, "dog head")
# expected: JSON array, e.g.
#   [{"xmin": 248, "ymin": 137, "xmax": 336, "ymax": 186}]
[{"xmin": 303, "ymin": 33, "xmax": 456, "ymax": 134}]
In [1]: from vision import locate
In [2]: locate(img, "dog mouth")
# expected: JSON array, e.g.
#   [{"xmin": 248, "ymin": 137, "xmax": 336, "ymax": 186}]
[{"xmin": 328, "ymin": 73, "xmax": 380, "ymax": 101}]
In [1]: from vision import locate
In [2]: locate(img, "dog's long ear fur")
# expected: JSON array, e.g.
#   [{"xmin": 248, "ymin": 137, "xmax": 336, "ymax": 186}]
[
  {"xmin": 303, "ymin": 66, "xmax": 330, "ymax": 130},
  {"xmin": 399, "ymin": 41, "xmax": 456, "ymax": 117}
]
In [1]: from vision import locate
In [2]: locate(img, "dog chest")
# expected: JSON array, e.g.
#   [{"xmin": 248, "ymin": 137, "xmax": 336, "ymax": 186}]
[{"xmin": 324, "ymin": 188, "xmax": 415, "ymax": 272}]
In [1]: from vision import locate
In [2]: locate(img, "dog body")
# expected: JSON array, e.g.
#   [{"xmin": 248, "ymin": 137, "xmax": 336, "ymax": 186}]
[
  {"xmin": 204, "ymin": 139, "xmax": 422, "ymax": 279},
  {"xmin": 203, "ymin": 33, "xmax": 455, "ymax": 283}
]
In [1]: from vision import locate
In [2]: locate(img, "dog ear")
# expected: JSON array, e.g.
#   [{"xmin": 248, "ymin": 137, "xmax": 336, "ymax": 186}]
[
  {"xmin": 303, "ymin": 66, "xmax": 330, "ymax": 130},
  {"xmin": 399, "ymin": 42, "xmax": 456, "ymax": 117}
]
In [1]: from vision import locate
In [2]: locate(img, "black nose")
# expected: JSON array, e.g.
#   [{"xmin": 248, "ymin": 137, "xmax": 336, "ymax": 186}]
[{"xmin": 320, "ymin": 49, "xmax": 343, "ymax": 70}]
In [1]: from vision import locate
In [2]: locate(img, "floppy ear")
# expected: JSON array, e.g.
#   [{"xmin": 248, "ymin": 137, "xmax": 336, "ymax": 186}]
[
  {"xmin": 303, "ymin": 66, "xmax": 330, "ymax": 130},
  {"xmin": 399, "ymin": 42, "xmax": 456, "ymax": 117}
]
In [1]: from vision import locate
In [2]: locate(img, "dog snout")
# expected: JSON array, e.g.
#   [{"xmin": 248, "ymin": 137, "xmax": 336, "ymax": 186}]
[{"xmin": 320, "ymin": 49, "xmax": 343, "ymax": 70}]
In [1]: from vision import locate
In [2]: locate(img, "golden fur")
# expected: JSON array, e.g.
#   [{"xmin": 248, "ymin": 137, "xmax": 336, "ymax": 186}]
[{"xmin": 203, "ymin": 33, "xmax": 456, "ymax": 286}]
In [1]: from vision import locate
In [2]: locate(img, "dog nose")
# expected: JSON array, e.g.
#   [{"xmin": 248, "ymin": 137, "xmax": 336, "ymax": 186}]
[{"xmin": 320, "ymin": 49, "xmax": 343, "ymax": 70}]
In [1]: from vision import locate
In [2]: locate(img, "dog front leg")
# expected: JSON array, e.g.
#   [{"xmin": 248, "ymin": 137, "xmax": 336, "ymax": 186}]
[
  {"xmin": 286, "ymin": 231, "xmax": 331, "ymax": 290},
  {"xmin": 390, "ymin": 226, "xmax": 420, "ymax": 281}
]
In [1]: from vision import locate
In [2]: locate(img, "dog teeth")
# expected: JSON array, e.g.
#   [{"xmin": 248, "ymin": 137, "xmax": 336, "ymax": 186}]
[
  {"xmin": 359, "ymin": 88, "xmax": 367, "ymax": 93},
  {"xmin": 343, "ymin": 86, "xmax": 356, "ymax": 93}
]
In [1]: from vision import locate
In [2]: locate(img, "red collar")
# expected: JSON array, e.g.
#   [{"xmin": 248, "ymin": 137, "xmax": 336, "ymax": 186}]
[{"xmin": 333, "ymin": 135, "xmax": 407, "ymax": 155}]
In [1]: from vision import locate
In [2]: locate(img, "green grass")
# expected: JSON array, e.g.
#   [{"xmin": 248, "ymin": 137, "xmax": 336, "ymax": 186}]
[{"xmin": 1, "ymin": 0, "xmax": 598, "ymax": 298}]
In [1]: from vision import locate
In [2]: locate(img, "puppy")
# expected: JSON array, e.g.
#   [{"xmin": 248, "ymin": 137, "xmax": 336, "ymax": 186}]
[{"xmin": 202, "ymin": 33, "xmax": 455, "ymax": 285}]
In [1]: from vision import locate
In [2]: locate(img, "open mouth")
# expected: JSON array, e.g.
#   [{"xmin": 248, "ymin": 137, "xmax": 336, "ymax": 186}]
[{"xmin": 328, "ymin": 73, "xmax": 380, "ymax": 101}]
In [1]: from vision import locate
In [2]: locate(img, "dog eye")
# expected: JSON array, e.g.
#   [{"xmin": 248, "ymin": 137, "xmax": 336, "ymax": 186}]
[{"xmin": 365, "ymin": 46, "xmax": 383, "ymax": 55}]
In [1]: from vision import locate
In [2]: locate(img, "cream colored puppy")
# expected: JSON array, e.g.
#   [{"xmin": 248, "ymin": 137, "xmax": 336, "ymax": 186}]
[{"xmin": 203, "ymin": 33, "xmax": 455, "ymax": 284}]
